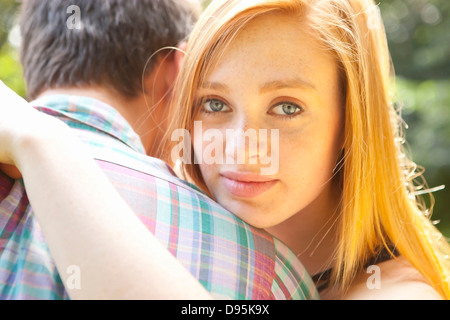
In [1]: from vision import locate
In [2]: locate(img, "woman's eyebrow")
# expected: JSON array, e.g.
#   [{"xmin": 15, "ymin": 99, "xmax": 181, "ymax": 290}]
[
  {"xmin": 199, "ymin": 77, "xmax": 316, "ymax": 93},
  {"xmin": 199, "ymin": 81, "xmax": 230, "ymax": 93},
  {"xmin": 260, "ymin": 78, "xmax": 316, "ymax": 92}
]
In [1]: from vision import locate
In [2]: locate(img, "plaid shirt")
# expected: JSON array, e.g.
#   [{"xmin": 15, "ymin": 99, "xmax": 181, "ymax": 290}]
[{"xmin": 0, "ymin": 95, "xmax": 319, "ymax": 300}]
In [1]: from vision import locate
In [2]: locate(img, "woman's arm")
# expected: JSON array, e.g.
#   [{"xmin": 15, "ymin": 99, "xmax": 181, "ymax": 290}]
[{"xmin": 0, "ymin": 81, "xmax": 212, "ymax": 300}]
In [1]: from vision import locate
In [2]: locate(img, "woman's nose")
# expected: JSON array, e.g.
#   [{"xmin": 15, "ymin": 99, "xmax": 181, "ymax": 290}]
[{"xmin": 224, "ymin": 118, "xmax": 269, "ymax": 166}]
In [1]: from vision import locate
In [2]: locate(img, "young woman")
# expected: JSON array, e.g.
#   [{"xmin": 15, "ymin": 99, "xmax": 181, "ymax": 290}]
[
  {"xmin": 1, "ymin": 0, "xmax": 449, "ymax": 299},
  {"xmin": 159, "ymin": 0, "xmax": 450, "ymax": 299}
]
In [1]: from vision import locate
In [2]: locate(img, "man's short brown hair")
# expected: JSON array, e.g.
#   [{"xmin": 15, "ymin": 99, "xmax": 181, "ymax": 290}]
[{"xmin": 20, "ymin": 0, "xmax": 200, "ymax": 100}]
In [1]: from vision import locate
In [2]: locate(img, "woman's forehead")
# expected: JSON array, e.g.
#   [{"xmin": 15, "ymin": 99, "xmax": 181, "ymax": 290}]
[{"xmin": 200, "ymin": 13, "xmax": 338, "ymax": 90}]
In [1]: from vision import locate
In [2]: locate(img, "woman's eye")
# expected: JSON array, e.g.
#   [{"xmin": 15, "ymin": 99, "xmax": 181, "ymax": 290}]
[
  {"xmin": 203, "ymin": 99, "xmax": 230, "ymax": 113},
  {"xmin": 271, "ymin": 102, "xmax": 303, "ymax": 116}
]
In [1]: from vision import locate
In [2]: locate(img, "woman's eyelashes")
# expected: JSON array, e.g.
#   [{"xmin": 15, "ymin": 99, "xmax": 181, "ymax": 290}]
[
  {"xmin": 269, "ymin": 102, "xmax": 304, "ymax": 118},
  {"xmin": 202, "ymin": 98, "xmax": 231, "ymax": 113},
  {"xmin": 199, "ymin": 97, "xmax": 304, "ymax": 119}
]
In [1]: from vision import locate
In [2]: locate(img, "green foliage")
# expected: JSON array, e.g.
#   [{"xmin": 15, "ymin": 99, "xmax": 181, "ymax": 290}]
[
  {"xmin": 379, "ymin": 0, "xmax": 450, "ymax": 80},
  {"xmin": 0, "ymin": 0, "xmax": 23, "ymax": 96},
  {"xmin": 0, "ymin": 0, "xmax": 20, "ymax": 49},
  {"xmin": 381, "ymin": 0, "xmax": 450, "ymax": 236},
  {"xmin": 396, "ymin": 77, "xmax": 450, "ymax": 236},
  {"xmin": 0, "ymin": 44, "xmax": 25, "ymax": 97}
]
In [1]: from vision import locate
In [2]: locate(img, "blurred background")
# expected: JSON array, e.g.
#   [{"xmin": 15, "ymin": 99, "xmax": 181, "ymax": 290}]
[{"xmin": 0, "ymin": 0, "xmax": 449, "ymax": 237}]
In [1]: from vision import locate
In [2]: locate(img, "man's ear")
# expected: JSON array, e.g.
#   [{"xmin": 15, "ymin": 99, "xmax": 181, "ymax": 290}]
[
  {"xmin": 143, "ymin": 42, "xmax": 186, "ymax": 96},
  {"xmin": 164, "ymin": 42, "xmax": 186, "ymax": 86}
]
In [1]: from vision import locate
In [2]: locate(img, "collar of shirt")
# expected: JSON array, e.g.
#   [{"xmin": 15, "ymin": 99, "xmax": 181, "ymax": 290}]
[
  {"xmin": 30, "ymin": 94, "xmax": 147, "ymax": 155},
  {"xmin": 29, "ymin": 94, "xmax": 206, "ymax": 197}
]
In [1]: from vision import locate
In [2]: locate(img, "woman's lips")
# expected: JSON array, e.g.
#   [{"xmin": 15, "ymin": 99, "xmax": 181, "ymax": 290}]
[{"xmin": 220, "ymin": 171, "xmax": 278, "ymax": 198}]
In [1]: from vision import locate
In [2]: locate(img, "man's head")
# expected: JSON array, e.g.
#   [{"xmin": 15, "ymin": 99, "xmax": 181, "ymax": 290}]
[{"xmin": 20, "ymin": 0, "xmax": 200, "ymax": 100}]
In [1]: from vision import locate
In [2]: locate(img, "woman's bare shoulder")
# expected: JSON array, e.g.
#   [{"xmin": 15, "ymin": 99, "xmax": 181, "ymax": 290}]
[{"xmin": 334, "ymin": 257, "xmax": 442, "ymax": 300}]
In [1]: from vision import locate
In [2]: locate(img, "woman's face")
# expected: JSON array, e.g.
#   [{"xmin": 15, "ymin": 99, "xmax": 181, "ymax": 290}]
[{"xmin": 193, "ymin": 13, "xmax": 344, "ymax": 229}]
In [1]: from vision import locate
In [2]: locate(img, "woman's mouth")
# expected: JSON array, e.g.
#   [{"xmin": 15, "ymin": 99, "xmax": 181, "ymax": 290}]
[{"xmin": 220, "ymin": 171, "xmax": 279, "ymax": 198}]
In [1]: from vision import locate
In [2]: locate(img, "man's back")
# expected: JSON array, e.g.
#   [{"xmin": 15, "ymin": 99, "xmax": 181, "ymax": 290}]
[{"xmin": 0, "ymin": 94, "xmax": 319, "ymax": 300}]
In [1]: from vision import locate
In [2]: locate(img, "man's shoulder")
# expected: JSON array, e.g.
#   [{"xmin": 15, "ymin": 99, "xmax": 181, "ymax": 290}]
[
  {"xmin": 32, "ymin": 94, "xmax": 147, "ymax": 154},
  {"xmin": 272, "ymin": 238, "xmax": 321, "ymax": 300},
  {"xmin": 31, "ymin": 97, "xmax": 182, "ymax": 185}
]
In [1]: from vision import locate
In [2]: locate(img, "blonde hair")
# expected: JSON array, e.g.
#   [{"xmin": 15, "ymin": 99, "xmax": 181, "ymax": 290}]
[{"xmin": 159, "ymin": 0, "xmax": 450, "ymax": 298}]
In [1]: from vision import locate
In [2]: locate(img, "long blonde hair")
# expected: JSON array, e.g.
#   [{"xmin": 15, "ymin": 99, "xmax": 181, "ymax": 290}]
[{"xmin": 159, "ymin": 0, "xmax": 450, "ymax": 298}]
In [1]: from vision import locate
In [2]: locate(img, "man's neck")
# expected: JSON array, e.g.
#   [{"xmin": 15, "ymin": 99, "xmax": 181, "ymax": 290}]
[{"xmin": 36, "ymin": 86, "xmax": 161, "ymax": 156}]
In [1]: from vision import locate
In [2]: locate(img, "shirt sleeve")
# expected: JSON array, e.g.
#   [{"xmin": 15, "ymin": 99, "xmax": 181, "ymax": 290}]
[{"xmin": 271, "ymin": 238, "xmax": 321, "ymax": 300}]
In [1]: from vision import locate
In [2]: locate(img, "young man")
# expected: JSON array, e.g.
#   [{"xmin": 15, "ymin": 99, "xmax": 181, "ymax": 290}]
[{"xmin": 0, "ymin": 0, "xmax": 318, "ymax": 300}]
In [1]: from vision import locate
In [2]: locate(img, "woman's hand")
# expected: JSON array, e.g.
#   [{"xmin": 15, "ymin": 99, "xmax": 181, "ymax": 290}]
[
  {"xmin": 0, "ymin": 81, "xmax": 69, "ymax": 178},
  {"xmin": 0, "ymin": 164, "xmax": 22, "ymax": 179},
  {"xmin": 0, "ymin": 80, "xmax": 31, "ymax": 166},
  {"xmin": 0, "ymin": 81, "xmax": 36, "ymax": 178}
]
